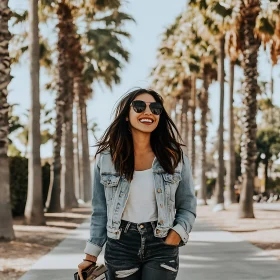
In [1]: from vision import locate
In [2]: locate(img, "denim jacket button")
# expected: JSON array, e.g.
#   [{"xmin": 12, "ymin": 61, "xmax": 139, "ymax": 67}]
[
  {"xmin": 157, "ymin": 188, "xmax": 162, "ymax": 193},
  {"xmin": 156, "ymin": 229, "xmax": 161, "ymax": 234}
]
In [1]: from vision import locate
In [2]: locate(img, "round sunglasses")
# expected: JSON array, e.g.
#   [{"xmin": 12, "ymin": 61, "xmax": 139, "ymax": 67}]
[{"xmin": 131, "ymin": 100, "xmax": 163, "ymax": 115}]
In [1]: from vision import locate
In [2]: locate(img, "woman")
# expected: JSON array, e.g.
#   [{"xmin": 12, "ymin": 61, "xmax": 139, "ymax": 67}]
[{"xmin": 78, "ymin": 88, "xmax": 197, "ymax": 280}]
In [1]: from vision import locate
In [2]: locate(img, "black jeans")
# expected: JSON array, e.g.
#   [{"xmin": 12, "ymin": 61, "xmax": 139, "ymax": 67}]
[{"xmin": 104, "ymin": 220, "xmax": 179, "ymax": 280}]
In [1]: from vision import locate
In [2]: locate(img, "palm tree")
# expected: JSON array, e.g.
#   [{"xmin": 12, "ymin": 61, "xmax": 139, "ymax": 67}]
[
  {"xmin": 225, "ymin": 30, "xmax": 240, "ymax": 204},
  {"xmin": 180, "ymin": 79, "xmax": 192, "ymax": 156},
  {"xmin": 198, "ymin": 63, "xmax": 218, "ymax": 205},
  {"xmin": 24, "ymin": 0, "xmax": 46, "ymax": 225},
  {"xmin": 227, "ymin": 57, "xmax": 237, "ymax": 204},
  {"xmin": 46, "ymin": 1, "xmax": 72, "ymax": 213},
  {"xmin": 238, "ymin": 0, "xmax": 261, "ymax": 218},
  {"xmin": 198, "ymin": 65, "xmax": 210, "ymax": 205},
  {"xmin": 60, "ymin": 4, "xmax": 76, "ymax": 210},
  {"xmin": 190, "ymin": 74, "xmax": 197, "ymax": 177},
  {"xmin": 0, "ymin": 0, "xmax": 15, "ymax": 240}
]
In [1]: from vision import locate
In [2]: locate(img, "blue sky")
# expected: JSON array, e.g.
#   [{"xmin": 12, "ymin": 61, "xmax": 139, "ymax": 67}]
[{"xmin": 8, "ymin": 0, "xmax": 280, "ymax": 158}]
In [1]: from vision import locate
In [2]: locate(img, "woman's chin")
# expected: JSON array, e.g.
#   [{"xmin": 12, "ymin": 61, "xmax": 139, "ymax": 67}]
[{"xmin": 132, "ymin": 126, "xmax": 155, "ymax": 134}]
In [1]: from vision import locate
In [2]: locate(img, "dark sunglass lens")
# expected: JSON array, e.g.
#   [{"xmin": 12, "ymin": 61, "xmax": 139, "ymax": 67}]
[
  {"xmin": 150, "ymin": 102, "xmax": 163, "ymax": 115},
  {"xmin": 132, "ymin": 100, "xmax": 146, "ymax": 113}
]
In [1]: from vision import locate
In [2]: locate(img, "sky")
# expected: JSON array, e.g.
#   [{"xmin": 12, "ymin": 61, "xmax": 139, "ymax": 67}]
[{"xmin": 8, "ymin": 0, "xmax": 280, "ymax": 159}]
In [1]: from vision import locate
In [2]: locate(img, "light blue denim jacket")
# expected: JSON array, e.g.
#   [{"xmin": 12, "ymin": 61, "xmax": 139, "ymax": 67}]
[{"xmin": 84, "ymin": 150, "xmax": 197, "ymax": 257}]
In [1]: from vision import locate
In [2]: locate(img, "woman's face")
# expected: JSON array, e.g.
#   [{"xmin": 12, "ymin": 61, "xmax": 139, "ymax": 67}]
[{"xmin": 127, "ymin": 93, "xmax": 160, "ymax": 134}]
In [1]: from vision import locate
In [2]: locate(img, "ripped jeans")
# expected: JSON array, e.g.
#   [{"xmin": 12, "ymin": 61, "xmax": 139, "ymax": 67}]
[{"xmin": 104, "ymin": 220, "xmax": 179, "ymax": 280}]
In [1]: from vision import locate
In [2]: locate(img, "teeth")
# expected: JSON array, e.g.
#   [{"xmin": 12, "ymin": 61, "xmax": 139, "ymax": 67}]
[{"xmin": 140, "ymin": 118, "xmax": 153, "ymax": 123}]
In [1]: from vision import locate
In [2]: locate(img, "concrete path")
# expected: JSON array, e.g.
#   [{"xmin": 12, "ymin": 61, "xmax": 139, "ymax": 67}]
[{"xmin": 19, "ymin": 217, "xmax": 280, "ymax": 280}]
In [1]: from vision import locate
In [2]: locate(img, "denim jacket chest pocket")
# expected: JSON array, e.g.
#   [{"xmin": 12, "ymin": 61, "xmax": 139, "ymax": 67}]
[
  {"xmin": 162, "ymin": 172, "xmax": 181, "ymax": 202},
  {"xmin": 100, "ymin": 173, "xmax": 120, "ymax": 202}
]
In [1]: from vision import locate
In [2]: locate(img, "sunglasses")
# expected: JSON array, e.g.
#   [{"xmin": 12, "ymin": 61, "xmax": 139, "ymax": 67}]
[{"xmin": 131, "ymin": 100, "xmax": 163, "ymax": 115}]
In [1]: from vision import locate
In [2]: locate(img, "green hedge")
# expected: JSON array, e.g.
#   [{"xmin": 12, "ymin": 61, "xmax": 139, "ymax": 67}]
[{"xmin": 9, "ymin": 156, "xmax": 50, "ymax": 217}]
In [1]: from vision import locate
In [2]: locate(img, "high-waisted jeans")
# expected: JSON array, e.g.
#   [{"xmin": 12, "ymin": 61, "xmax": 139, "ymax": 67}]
[{"xmin": 104, "ymin": 220, "xmax": 179, "ymax": 280}]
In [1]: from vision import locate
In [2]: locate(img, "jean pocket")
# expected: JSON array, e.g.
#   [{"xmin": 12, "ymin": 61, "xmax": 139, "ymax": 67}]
[{"xmin": 160, "ymin": 237, "xmax": 179, "ymax": 247}]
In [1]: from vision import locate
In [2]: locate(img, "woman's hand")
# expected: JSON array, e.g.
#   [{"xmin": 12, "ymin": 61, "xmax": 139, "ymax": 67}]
[
  {"xmin": 78, "ymin": 254, "xmax": 97, "ymax": 280},
  {"xmin": 164, "ymin": 229, "xmax": 181, "ymax": 246}
]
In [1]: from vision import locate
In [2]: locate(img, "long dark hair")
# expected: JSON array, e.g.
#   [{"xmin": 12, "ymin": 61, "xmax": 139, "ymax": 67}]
[{"xmin": 95, "ymin": 88, "xmax": 185, "ymax": 181}]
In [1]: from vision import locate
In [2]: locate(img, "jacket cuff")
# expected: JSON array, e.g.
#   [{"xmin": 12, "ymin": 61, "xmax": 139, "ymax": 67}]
[
  {"xmin": 171, "ymin": 223, "xmax": 189, "ymax": 244},
  {"xmin": 84, "ymin": 241, "xmax": 103, "ymax": 258}
]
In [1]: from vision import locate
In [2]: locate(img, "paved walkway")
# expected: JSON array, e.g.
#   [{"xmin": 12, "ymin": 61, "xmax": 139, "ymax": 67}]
[{"xmin": 19, "ymin": 216, "xmax": 280, "ymax": 280}]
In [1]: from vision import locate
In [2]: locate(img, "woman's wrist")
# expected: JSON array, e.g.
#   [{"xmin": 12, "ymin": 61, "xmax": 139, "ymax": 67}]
[
  {"xmin": 85, "ymin": 254, "xmax": 97, "ymax": 262},
  {"xmin": 165, "ymin": 229, "xmax": 182, "ymax": 245}
]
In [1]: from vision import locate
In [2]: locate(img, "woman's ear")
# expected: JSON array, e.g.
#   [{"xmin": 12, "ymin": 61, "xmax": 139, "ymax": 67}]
[{"xmin": 126, "ymin": 117, "xmax": 128, "ymax": 121}]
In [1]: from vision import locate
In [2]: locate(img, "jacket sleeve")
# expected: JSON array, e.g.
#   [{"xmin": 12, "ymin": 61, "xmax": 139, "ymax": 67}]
[
  {"xmin": 171, "ymin": 154, "xmax": 197, "ymax": 245},
  {"xmin": 84, "ymin": 153, "xmax": 107, "ymax": 257}
]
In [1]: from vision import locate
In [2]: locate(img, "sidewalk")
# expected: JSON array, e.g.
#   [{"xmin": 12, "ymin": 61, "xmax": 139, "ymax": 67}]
[{"xmin": 19, "ymin": 217, "xmax": 280, "ymax": 280}]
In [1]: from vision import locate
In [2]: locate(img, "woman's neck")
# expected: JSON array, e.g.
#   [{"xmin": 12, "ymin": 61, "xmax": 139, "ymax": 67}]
[{"xmin": 132, "ymin": 130, "xmax": 152, "ymax": 155}]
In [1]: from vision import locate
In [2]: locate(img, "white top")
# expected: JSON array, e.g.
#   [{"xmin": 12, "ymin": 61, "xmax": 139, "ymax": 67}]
[{"xmin": 121, "ymin": 168, "xmax": 158, "ymax": 223}]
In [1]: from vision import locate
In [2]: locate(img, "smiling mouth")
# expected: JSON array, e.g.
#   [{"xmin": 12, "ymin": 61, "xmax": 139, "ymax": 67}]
[{"xmin": 139, "ymin": 118, "xmax": 154, "ymax": 124}]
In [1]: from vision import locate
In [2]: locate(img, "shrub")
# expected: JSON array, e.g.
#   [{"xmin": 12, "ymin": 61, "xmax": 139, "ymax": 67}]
[
  {"xmin": 42, "ymin": 162, "xmax": 51, "ymax": 205},
  {"xmin": 266, "ymin": 177, "xmax": 280, "ymax": 193},
  {"xmin": 9, "ymin": 156, "xmax": 51, "ymax": 216},
  {"xmin": 10, "ymin": 156, "xmax": 28, "ymax": 216},
  {"xmin": 206, "ymin": 178, "xmax": 216, "ymax": 198}
]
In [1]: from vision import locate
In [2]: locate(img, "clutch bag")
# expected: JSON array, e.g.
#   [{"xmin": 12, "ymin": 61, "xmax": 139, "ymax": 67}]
[{"xmin": 74, "ymin": 263, "xmax": 107, "ymax": 280}]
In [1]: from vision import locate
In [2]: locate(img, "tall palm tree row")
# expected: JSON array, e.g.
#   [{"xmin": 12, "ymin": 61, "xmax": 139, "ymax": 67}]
[
  {"xmin": 0, "ymin": 0, "xmax": 15, "ymax": 240},
  {"xmin": 151, "ymin": 8, "xmax": 218, "ymax": 205},
  {"xmin": 190, "ymin": 0, "xmax": 238, "ymax": 210},
  {"xmin": 150, "ymin": 14, "xmax": 193, "ymax": 142},
  {"xmin": 178, "ymin": 10, "xmax": 218, "ymax": 205},
  {"xmin": 152, "ymin": 0, "xmax": 277, "ymax": 218}
]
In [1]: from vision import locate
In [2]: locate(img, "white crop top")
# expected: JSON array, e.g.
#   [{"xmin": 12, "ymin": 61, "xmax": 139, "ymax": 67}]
[{"xmin": 121, "ymin": 168, "xmax": 158, "ymax": 223}]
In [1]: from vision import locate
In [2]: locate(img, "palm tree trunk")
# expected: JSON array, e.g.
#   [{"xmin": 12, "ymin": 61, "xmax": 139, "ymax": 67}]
[
  {"xmin": 0, "ymin": 0, "xmax": 15, "ymax": 240},
  {"xmin": 197, "ymin": 65, "xmax": 209, "ymax": 205},
  {"xmin": 270, "ymin": 64, "xmax": 274, "ymax": 125},
  {"xmin": 176, "ymin": 97, "xmax": 182, "ymax": 134},
  {"xmin": 24, "ymin": 0, "xmax": 45, "ymax": 225},
  {"xmin": 190, "ymin": 75, "xmax": 196, "ymax": 178},
  {"xmin": 164, "ymin": 96, "xmax": 173, "ymax": 116},
  {"xmin": 73, "ymin": 128, "xmax": 80, "ymax": 204},
  {"xmin": 227, "ymin": 60, "xmax": 236, "ymax": 204},
  {"xmin": 213, "ymin": 35, "xmax": 225, "ymax": 210},
  {"xmin": 61, "ymin": 79, "xmax": 76, "ymax": 210},
  {"xmin": 171, "ymin": 98, "xmax": 176, "ymax": 120},
  {"xmin": 46, "ymin": 98, "xmax": 64, "ymax": 213},
  {"xmin": 75, "ymin": 82, "xmax": 85, "ymax": 202},
  {"xmin": 181, "ymin": 95, "xmax": 188, "ymax": 155},
  {"xmin": 264, "ymin": 158, "xmax": 268, "ymax": 190},
  {"xmin": 46, "ymin": 2, "xmax": 72, "ymax": 213},
  {"xmin": 80, "ymin": 94, "xmax": 92, "ymax": 202},
  {"xmin": 238, "ymin": 0, "xmax": 260, "ymax": 219}
]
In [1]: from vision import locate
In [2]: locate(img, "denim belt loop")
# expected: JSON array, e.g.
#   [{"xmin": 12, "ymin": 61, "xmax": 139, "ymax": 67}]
[
  {"xmin": 124, "ymin": 222, "xmax": 131, "ymax": 233},
  {"xmin": 150, "ymin": 221, "xmax": 156, "ymax": 231}
]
